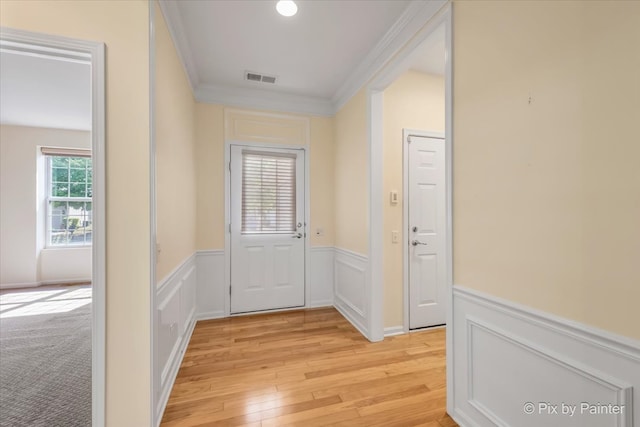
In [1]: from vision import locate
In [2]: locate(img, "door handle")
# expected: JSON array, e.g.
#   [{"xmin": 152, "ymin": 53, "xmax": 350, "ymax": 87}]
[
  {"xmin": 411, "ymin": 240, "xmax": 427, "ymax": 246},
  {"xmin": 292, "ymin": 233, "xmax": 303, "ymax": 239}
]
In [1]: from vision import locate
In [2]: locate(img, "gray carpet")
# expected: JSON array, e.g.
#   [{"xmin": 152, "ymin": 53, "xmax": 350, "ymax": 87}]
[{"xmin": 0, "ymin": 290, "xmax": 91, "ymax": 427}]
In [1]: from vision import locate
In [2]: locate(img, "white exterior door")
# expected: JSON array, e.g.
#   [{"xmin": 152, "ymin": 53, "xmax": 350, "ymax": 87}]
[
  {"xmin": 230, "ymin": 145, "xmax": 305, "ymax": 314},
  {"xmin": 408, "ymin": 134, "xmax": 447, "ymax": 329}
]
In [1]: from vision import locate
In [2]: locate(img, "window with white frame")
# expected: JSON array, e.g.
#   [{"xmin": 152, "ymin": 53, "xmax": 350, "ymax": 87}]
[{"xmin": 43, "ymin": 148, "xmax": 92, "ymax": 246}]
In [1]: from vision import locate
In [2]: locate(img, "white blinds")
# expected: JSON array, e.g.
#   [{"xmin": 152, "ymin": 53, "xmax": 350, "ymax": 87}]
[
  {"xmin": 241, "ymin": 151, "xmax": 296, "ymax": 233},
  {"xmin": 41, "ymin": 147, "xmax": 91, "ymax": 158}
]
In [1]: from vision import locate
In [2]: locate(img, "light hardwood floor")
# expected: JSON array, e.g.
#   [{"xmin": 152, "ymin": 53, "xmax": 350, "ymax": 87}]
[{"xmin": 161, "ymin": 308, "xmax": 457, "ymax": 427}]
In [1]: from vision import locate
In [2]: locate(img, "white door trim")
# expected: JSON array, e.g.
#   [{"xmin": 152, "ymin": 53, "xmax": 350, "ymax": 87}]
[
  {"xmin": 402, "ymin": 129, "xmax": 446, "ymax": 333},
  {"xmin": 224, "ymin": 139, "xmax": 311, "ymax": 317},
  {"xmin": 365, "ymin": 0, "xmax": 453, "ymax": 401},
  {"xmin": 149, "ymin": 2, "xmax": 159, "ymax": 425},
  {"xmin": 0, "ymin": 26, "xmax": 107, "ymax": 427}
]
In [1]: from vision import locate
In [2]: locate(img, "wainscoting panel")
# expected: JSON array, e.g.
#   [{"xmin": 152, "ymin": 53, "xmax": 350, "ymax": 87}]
[
  {"xmin": 178, "ymin": 266, "xmax": 196, "ymax": 334},
  {"xmin": 155, "ymin": 254, "xmax": 198, "ymax": 424},
  {"xmin": 333, "ymin": 248, "xmax": 369, "ymax": 338},
  {"xmin": 451, "ymin": 285, "xmax": 639, "ymax": 427},
  {"xmin": 195, "ymin": 250, "xmax": 225, "ymax": 320},
  {"xmin": 309, "ymin": 246, "xmax": 334, "ymax": 308}
]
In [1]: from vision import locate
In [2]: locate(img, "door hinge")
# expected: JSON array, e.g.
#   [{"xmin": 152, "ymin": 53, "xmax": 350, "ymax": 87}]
[
  {"xmin": 228, "ymin": 161, "xmax": 231, "ymax": 172},
  {"xmin": 228, "ymin": 223, "xmax": 231, "ymax": 233},
  {"xmin": 229, "ymin": 286, "xmax": 231, "ymax": 296}
]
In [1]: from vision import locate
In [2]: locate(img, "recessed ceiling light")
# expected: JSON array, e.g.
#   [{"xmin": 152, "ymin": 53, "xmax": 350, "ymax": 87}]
[{"xmin": 276, "ymin": 0, "xmax": 297, "ymax": 17}]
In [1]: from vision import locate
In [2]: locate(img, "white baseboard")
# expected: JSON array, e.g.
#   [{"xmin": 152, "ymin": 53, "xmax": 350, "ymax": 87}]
[
  {"xmin": 40, "ymin": 278, "xmax": 91, "ymax": 286},
  {"xmin": 195, "ymin": 310, "xmax": 225, "ymax": 321},
  {"xmin": 334, "ymin": 301, "xmax": 369, "ymax": 339},
  {"xmin": 308, "ymin": 300, "xmax": 334, "ymax": 308},
  {"xmin": 0, "ymin": 278, "xmax": 91, "ymax": 289},
  {"xmin": 451, "ymin": 285, "xmax": 640, "ymax": 427},
  {"xmin": 333, "ymin": 247, "xmax": 369, "ymax": 339},
  {"xmin": 384, "ymin": 326, "xmax": 405, "ymax": 337},
  {"xmin": 0, "ymin": 282, "xmax": 40, "ymax": 290}
]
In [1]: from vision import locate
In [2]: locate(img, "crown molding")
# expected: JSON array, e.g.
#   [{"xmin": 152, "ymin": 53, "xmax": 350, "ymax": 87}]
[
  {"xmin": 331, "ymin": 0, "xmax": 447, "ymax": 112},
  {"xmin": 158, "ymin": 0, "xmax": 200, "ymax": 91},
  {"xmin": 158, "ymin": 0, "xmax": 447, "ymax": 117},
  {"xmin": 196, "ymin": 84, "xmax": 334, "ymax": 117}
]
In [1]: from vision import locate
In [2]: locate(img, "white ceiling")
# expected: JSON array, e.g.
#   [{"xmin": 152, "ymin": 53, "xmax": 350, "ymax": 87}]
[
  {"xmin": 0, "ymin": 51, "xmax": 91, "ymax": 131},
  {"xmin": 174, "ymin": 0, "xmax": 411, "ymax": 99},
  {"xmin": 161, "ymin": 0, "xmax": 448, "ymax": 115}
]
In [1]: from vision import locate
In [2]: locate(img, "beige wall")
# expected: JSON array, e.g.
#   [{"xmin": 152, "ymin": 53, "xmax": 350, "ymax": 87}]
[
  {"xmin": 309, "ymin": 115, "xmax": 335, "ymax": 247},
  {"xmin": 195, "ymin": 103, "xmax": 225, "ymax": 250},
  {"xmin": 155, "ymin": 2, "xmax": 197, "ymax": 282},
  {"xmin": 194, "ymin": 105, "xmax": 335, "ymax": 249},
  {"xmin": 334, "ymin": 89, "xmax": 369, "ymax": 255},
  {"xmin": 453, "ymin": 0, "xmax": 640, "ymax": 340},
  {"xmin": 382, "ymin": 71, "xmax": 445, "ymax": 327},
  {"xmin": 0, "ymin": 125, "xmax": 92, "ymax": 286},
  {"xmin": 0, "ymin": 1, "xmax": 152, "ymax": 425}
]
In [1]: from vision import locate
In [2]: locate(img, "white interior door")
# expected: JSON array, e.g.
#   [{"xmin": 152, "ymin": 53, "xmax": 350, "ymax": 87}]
[
  {"xmin": 408, "ymin": 134, "xmax": 447, "ymax": 329},
  {"xmin": 230, "ymin": 145, "xmax": 305, "ymax": 314}
]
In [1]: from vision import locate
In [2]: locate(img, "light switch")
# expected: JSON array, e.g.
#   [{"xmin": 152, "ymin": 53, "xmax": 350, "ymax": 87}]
[
  {"xmin": 391, "ymin": 231, "xmax": 399, "ymax": 243},
  {"xmin": 390, "ymin": 191, "xmax": 398, "ymax": 205}
]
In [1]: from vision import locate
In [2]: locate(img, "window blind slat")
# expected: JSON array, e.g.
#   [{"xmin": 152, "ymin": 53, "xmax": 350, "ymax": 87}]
[{"xmin": 241, "ymin": 151, "xmax": 296, "ymax": 234}]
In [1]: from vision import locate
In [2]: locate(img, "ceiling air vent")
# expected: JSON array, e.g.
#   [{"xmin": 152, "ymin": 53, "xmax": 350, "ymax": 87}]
[
  {"xmin": 246, "ymin": 72, "xmax": 262, "ymax": 82},
  {"xmin": 245, "ymin": 71, "xmax": 277, "ymax": 84}
]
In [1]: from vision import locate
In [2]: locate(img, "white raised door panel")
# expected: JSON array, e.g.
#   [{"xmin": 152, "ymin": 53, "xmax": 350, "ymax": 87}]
[
  {"xmin": 409, "ymin": 135, "xmax": 447, "ymax": 329},
  {"xmin": 230, "ymin": 145, "xmax": 305, "ymax": 313}
]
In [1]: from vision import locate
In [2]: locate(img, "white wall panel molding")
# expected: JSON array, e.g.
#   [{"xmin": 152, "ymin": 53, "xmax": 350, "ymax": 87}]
[
  {"xmin": 451, "ymin": 285, "xmax": 639, "ymax": 427},
  {"xmin": 195, "ymin": 247, "xmax": 335, "ymax": 316},
  {"xmin": 195, "ymin": 249, "xmax": 225, "ymax": 320},
  {"xmin": 154, "ymin": 253, "xmax": 197, "ymax": 425},
  {"xmin": 156, "ymin": 252, "xmax": 196, "ymax": 293},
  {"xmin": 455, "ymin": 286, "xmax": 640, "ymax": 361},
  {"xmin": 333, "ymin": 247, "xmax": 369, "ymax": 339},
  {"xmin": 309, "ymin": 246, "xmax": 334, "ymax": 308}
]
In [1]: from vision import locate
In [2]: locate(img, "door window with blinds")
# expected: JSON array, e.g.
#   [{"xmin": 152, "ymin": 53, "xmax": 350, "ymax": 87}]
[{"xmin": 241, "ymin": 151, "xmax": 296, "ymax": 234}]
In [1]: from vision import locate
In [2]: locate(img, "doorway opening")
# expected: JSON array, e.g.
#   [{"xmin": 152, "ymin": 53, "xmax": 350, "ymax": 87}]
[
  {"xmin": 369, "ymin": 8, "xmax": 451, "ymax": 334},
  {"xmin": 367, "ymin": 2, "xmax": 452, "ymax": 410},
  {"xmin": 0, "ymin": 28, "xmax": 105, "ymax": 426}
]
